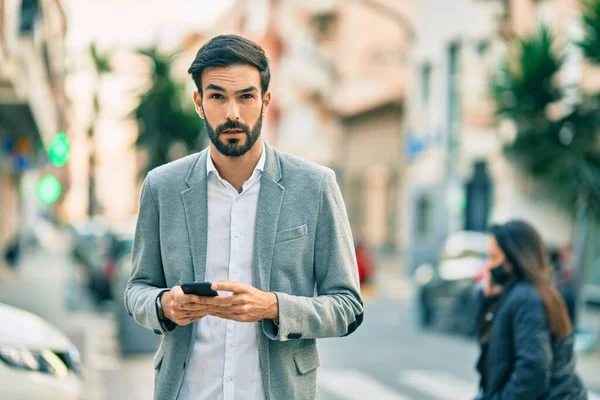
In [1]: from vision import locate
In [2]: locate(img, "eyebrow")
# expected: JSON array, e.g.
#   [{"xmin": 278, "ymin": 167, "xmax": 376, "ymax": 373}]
[{"xmin": 204, "ymin": 84, "xmax": 258, "ymax": 95}]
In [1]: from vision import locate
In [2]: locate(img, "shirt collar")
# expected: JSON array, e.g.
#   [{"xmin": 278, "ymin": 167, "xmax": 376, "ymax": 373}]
[{"xmin": 206, "ymin": 140, "xmax": 266, "ymax": 177}]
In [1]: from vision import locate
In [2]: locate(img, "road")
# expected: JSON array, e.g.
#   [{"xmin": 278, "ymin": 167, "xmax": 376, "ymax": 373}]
[
  {"xmin": 317, "ymin": 297, "xmax": 480, "ymax": 400},
  {"xmin": 1, "ymin": 249, "xmax": 600, "ymax": 400}
]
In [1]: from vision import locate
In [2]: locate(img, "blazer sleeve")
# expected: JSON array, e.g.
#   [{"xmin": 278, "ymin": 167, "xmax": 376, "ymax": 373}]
[
  {"xmin": 263, "ymin": 170, "xmax": 364, "ymax": 341},
  {"xmin": 490, "ymin": 292, "xmax": 552, "ymax": 400},
  {"xmin": 124, "ymin": 173, "xmax": 176, "ymax": 335}
]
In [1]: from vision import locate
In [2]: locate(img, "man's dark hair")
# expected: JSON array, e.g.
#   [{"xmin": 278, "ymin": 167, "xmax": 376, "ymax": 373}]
[{"xmin": 188, "ymin": 34, "xmax": 270, "ymax": 96}]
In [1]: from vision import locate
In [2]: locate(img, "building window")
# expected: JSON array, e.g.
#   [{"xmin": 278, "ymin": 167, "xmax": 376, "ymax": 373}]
[
  {"xmin": 20, "ymin": 0, "xmax": 39, "ymax": 34},
  {"xmin": 476, "ymin": 40, "xmax": 490, "ymax": 57},
  {"xmin": 447, "ymin": 42, "xmax": 462, "ymax": 170},
  {"xmin": 417, "ymin": 195, "xmax": 432, "ymax": 238},
  {"xmin": 349, "ymin": 175, "xmax": 365, "ymax": 227},
  {"xmin": 421, "ymin": 62, "xmax": 432, "ymax": 108},
  {"xmin": 313, "ymin": 13, "xmax": 337, "ymax": 43}
]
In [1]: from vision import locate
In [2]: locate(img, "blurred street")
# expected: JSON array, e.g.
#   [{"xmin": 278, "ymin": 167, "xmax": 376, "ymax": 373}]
[
  {"xmin": 2, "ymin": 0, "xmax": 600, "ymax": 399},
  {"xmin": 2, "ymin": 247, "xmax": 600, "ymax": 400}
]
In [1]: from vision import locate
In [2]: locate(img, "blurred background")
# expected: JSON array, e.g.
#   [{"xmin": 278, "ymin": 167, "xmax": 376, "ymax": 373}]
[{"xmin": 1, "ymin": 0, "xmax": 600, "ymax": 399}]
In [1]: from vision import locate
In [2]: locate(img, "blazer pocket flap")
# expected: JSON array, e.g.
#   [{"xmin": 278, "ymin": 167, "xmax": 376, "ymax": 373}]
[
  {"xmin": 153, "ymin": 345, "xmax": 164, "ymax": 370},
  {"xmin": 275, "ymin": 224, "xmax": 308, "ymax": 244},
  {"xmin": 294, "ymin": 346, "xmax": 321, "ymax": 375}
]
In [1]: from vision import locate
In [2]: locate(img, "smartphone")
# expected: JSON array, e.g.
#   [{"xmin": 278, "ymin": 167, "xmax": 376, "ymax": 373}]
[{"xmin": 181, "ymin": 282, "xmax": 219, "ymax": 297}]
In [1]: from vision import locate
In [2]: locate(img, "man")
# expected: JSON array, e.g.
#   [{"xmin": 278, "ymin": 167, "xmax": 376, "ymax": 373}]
[{"xmin": 125, "ymin": 35, "xmax": 364, "ymax": 400}]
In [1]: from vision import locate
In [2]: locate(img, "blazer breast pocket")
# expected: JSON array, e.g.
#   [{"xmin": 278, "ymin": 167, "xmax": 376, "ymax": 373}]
[{"xmin": 274, "ymin": 224, "xmax": 308, "ymax": 245}]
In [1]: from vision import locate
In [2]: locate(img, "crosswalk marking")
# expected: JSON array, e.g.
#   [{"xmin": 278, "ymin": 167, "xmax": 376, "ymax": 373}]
[
  {"xmin": 319, "ymin": 369, "xmax": 412, "ymax": 400},
  {"xmin": 398, "ymin": 370, "xmax": 477, "ymax": 400},
  {"xmin": 320, "ymin": 368, "xmax": 600, "ymax": 400}
]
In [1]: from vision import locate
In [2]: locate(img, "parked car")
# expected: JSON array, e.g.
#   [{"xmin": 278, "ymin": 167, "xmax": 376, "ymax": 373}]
[
  {"xmin": 413, "ymin": 231, "xmax": 488, "ymax": 336},
  {"xmin": 70, "ymin": 218, "xmax": 113, "ymax": 302},
  {"xmin": 0, "ymin": 303, "xmax": 83, "ymax": 400},
  {"xmin": 70, "ymin": 218, "xmax": 137, "ymax": 304}
]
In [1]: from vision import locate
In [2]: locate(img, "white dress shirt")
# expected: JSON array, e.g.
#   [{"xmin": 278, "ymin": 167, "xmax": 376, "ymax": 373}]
[{"xmin": 178, "ymin": 142, "xmax": 267, "ymax": 400}]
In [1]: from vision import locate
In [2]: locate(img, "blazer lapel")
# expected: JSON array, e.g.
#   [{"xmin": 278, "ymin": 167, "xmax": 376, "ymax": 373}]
[
  {"xmin": 253, "ymin": 143, "xmax": 284, "ymax": 292},
  {"xmin": 181, "ymin": 149, "xmax": 209, "ymax": 282}
]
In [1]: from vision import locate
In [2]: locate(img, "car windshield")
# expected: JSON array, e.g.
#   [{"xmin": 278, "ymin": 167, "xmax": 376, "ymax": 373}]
[{"xmin": 440, "ymin": 232, "xmax": 488, "ymax": 260}]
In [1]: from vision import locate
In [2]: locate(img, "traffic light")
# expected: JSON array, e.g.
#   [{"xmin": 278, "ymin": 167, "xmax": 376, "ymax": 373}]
[
  {"xmin": 37, "ymin": 132, "xmax": 70, "ymax": 205},
  {"xmin": 48, "ymin": 132, "xmax": 71, "ymax": 167},
  {"xmin": 38, "ymin": 174, "xmax": 62, "ymax": 205}
]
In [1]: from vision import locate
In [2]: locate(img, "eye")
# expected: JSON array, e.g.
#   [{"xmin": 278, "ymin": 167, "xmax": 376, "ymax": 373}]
[
  {"xmin": 241, "ymin": 94, "xmax": 255, "ymax": 99},
  {"xmin": 210, "ymin": 93, "xmax": 224, "ymax": 99}
]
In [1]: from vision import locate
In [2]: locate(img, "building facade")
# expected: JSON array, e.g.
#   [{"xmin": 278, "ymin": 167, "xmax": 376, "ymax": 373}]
[
  {"xmin": 403, "ymin": 0, "xmax": 590, "ymax": 271},
  {"xmin": 0, "ymin": 0, "xmax": 68, "ymax": 262}
]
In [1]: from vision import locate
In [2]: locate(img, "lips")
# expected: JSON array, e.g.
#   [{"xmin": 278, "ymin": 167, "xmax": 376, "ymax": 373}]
[{"xmin": 221, "ymin": 129, "xmax": 244, "ymax": 134}]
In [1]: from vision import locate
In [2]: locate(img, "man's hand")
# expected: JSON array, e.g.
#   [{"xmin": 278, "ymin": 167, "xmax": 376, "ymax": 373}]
[
  {"xmin": 161, "ymin": 286, "xmax": 213, "ymax": 326},
  {"xmin": 201, "ymin": 280, "xmax": 279, "ymax": 323}
]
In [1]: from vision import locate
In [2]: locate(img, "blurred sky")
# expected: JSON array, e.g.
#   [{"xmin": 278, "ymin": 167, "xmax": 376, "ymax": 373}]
[{"xmin": 63, "ymin": 0, "xmax": 235, "ymax": 50}]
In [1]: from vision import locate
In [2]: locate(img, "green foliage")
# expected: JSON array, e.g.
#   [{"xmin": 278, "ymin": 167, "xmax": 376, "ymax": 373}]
[
  {"xmin": 505, "ymin": 106, "xmax": 600, "ymax": 215},
  {"xmin": 579, "ymin": 0, "xmax": 600, "ymax": 65},
  {"xmin": 89, "ymin": 43, "xmax": 112, "ymax": 74},
  {"xmin": 132, "ymin": 48, "xmax": 205, "ymax": 176},
  {"xmin": 492, "ymin": 22, "xmax": 600, "ymax": 218},
  {"xmin": 492, "ymin": 25, "xmax": 563, "ymax": 122}
]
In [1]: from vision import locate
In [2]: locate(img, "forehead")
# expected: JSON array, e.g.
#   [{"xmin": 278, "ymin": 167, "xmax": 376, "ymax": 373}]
[{"xmin": 201, "ymin": 65, "xmax": 261, "ymax": 91}]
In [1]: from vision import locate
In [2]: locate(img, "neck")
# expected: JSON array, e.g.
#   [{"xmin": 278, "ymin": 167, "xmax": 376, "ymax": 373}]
[{"xmin": 210, "ymin": 141, "xmax": 263, "ymax": 192}]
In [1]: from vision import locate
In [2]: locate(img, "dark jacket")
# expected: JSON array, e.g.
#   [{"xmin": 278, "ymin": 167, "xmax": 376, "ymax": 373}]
[{"xmin": 481, "ymin": 282, "xmax": 586, "ymax": 400}]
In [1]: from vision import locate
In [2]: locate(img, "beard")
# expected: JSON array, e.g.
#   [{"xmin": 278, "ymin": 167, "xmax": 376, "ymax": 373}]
[{"xmin": 203, "ymin": 108, "xmax": 263, "ymax": 158}]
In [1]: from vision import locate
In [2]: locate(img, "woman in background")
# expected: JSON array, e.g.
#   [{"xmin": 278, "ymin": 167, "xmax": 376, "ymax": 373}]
[{"xmin": 474, "ymin": 220, "xmax": 586, "ymax": 400}]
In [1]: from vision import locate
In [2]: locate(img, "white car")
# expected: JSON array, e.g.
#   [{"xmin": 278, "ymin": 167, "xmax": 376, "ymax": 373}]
[{"xmin": 0, "ymin": 303, "xmax": 83, "ymax": 400}]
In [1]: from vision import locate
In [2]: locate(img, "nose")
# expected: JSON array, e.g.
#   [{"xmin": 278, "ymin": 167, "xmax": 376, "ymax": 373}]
[{"xmin": 225, "ymin": 101, "xmax": 240, "ymax": 121}]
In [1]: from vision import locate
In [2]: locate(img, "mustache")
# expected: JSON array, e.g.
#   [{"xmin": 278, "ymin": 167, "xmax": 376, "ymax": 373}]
[{"xmin": 216, "ymin": 120, "xmax": 250, "ymax": 134}]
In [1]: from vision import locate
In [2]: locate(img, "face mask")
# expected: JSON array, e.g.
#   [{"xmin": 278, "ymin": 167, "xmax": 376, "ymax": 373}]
[{"xmin": 490, "ymin": 263, "xmax": 511, "ymax": 285}]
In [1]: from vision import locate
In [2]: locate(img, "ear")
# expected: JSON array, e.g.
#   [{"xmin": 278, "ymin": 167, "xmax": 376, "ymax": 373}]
[
  {"xmin": 261, "ymin": 90, "xmax": 272, "ymax": 117},
  {"xmin": 193, "ymin": 91, "xmax": 205, "ymax": 119}
]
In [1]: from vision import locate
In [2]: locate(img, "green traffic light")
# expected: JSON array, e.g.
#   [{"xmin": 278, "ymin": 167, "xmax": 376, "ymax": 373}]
[
  {"xmin": 38, "ymin": 174, "xmax": 62, "ymax": 204},
  {"xmin": 48, "ymin": 132, "xmax": 71, "ymax": 167}
]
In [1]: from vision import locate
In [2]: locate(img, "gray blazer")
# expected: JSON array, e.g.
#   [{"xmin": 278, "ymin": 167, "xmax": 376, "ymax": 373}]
[{"xmin": 124, "ymin": 142, "xmax": 364, "ymax": 400}]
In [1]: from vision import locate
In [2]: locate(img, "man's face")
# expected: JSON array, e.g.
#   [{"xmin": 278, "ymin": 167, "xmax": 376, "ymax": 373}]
[{"xmin": 193, "ymin": 65, "xmax": 271, "ymax": 157}]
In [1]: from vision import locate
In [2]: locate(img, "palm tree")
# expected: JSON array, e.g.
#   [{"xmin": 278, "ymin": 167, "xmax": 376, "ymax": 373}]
[
  {"xmin": 491, "ymin": 8, "xmax": 600, "ymax": 326},
  {"xmin": 492, "ymin": 24, "xmax": 600, "ymax": 217},
  {"xmin": 579, "ymin": 0, "xmax": 600, "ymax": 66},
  {"xmin": 131, "ymin": 48, "xmax": 206, "ymax": 177}
]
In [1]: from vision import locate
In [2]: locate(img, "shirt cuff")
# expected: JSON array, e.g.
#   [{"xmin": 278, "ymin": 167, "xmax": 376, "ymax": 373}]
[{"xmin": 156, "ymin": 290, "xmax": 177, "ymax": 333}]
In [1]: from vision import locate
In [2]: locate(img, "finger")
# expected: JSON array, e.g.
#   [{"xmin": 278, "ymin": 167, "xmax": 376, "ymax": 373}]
[
  {"xmin": 189, "ymin": 294, "xmax": 239, "ymax": 308},
  {"xmin": 187, "ymin": 295, "xmax": 228, "ymax": 306},
  {"xmin": 220, "ymin": 304, "xmax": 250, "ymax": 314},
  {"xmin": 179, "ymin": 303, "xmax": 218, "ymax": 312},
  {"xmin": 174, "ymin": 311, "xmax": 207, "ymax": 322},
  {"xmin": 170, "ymin": 286, "xmax": 184, "ymax": 296},
  {"xmin": 212, "ymin": 280, "xmax": 248, "ymax": 293}
]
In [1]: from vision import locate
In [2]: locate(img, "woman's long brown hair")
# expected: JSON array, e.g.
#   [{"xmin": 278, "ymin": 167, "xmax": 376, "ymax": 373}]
[{"xmin": 490, "ymin": 220, "xmax": 572, "ymax": 338}]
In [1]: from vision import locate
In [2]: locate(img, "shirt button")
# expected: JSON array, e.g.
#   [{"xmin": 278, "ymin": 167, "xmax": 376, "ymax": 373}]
[
  {"xmin": 230, "ymin": 341, "xmax": 236, "ymax": 347},
  {"xmin": 234, "ymin": 232, "xmax": 239, "ymax": 238},
  {"xmin": 226, "ymin": 377, "xmax": 234, "ymax": 383}
]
